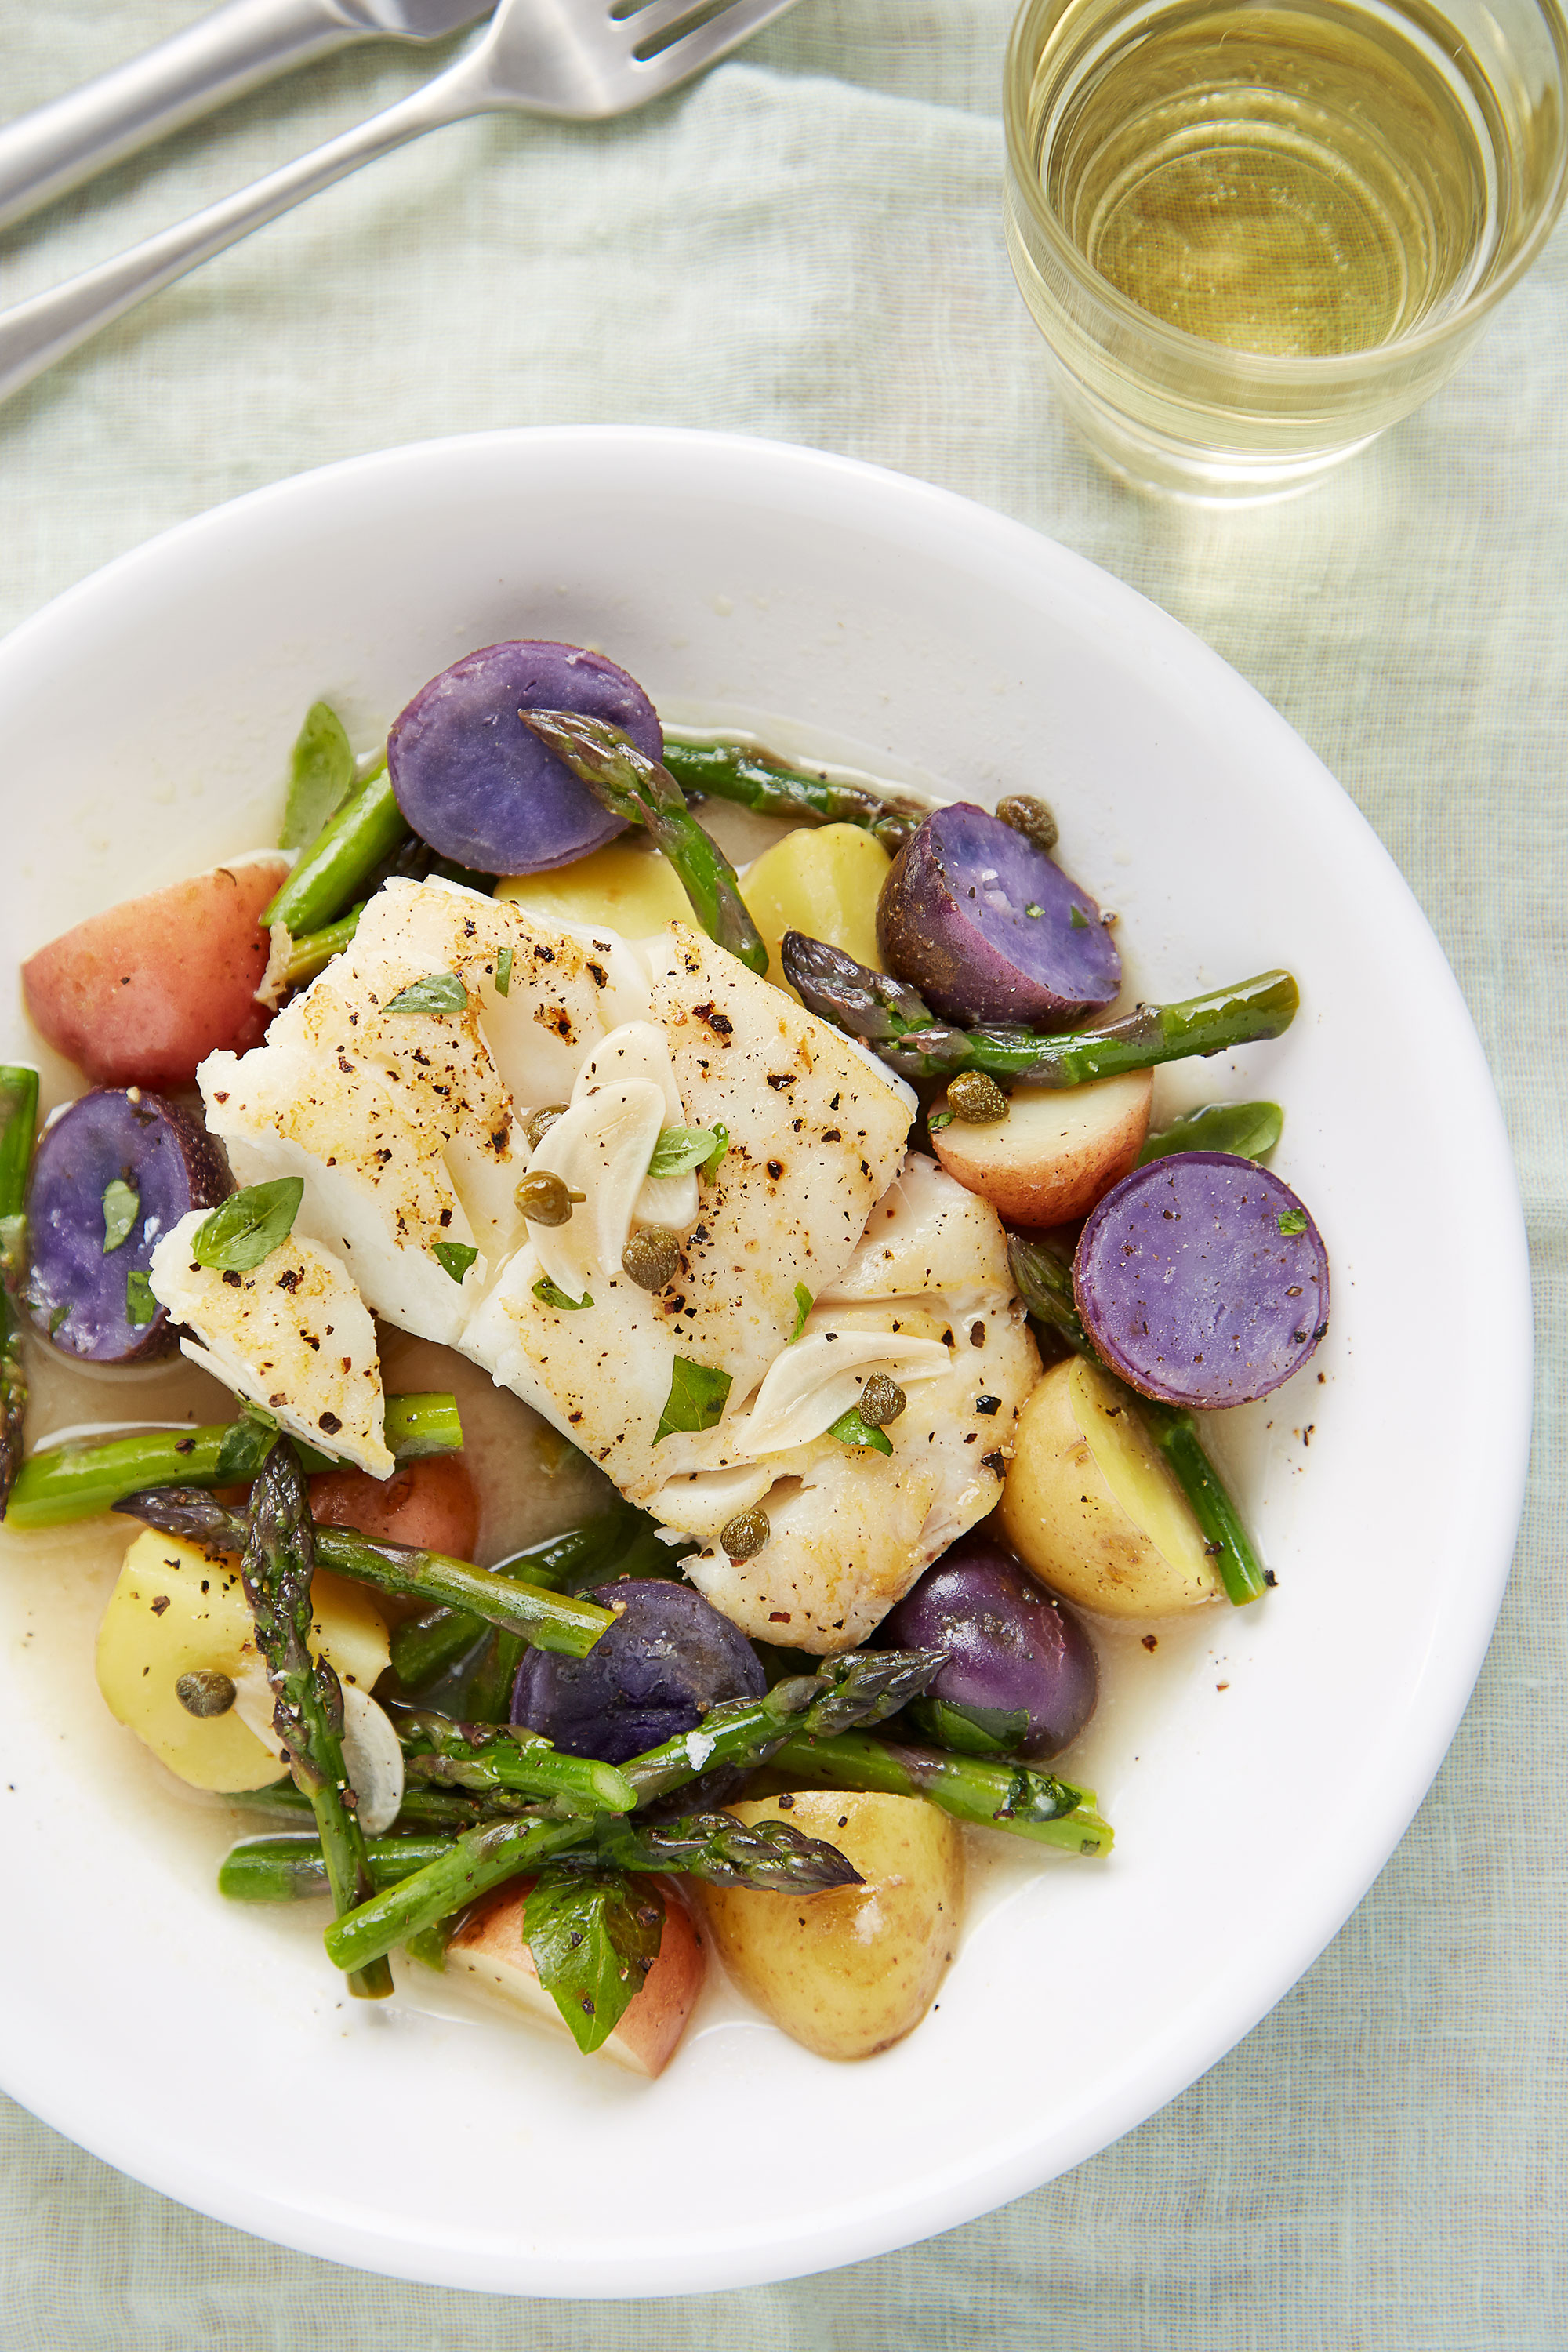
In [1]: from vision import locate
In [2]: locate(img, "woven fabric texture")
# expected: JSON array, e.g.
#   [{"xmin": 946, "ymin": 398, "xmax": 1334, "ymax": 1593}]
[{"xmin": 0, "ymin": 3, "xmax": 1563, "ymax": 2344}]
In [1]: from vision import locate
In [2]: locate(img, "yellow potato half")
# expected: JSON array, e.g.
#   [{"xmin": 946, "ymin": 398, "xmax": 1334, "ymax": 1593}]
[
  {"xmin": 740, "ymin": 823, "xmax": 891, "ymax": 996},
  {"xmin": 496, "ymin": 839, "xmax": 689, "ymax": 937},
  {"xmin": 696, "ymin": 1791, "xmax": 962, "ymax": 2060},
  {"xmin": 1000, "ymin": 1356, "xmax": 1221, "ymax": 1617},
  {"xmin": 931, "ymin": 1070, "xmax": 1152, "ymax": 1227},
  {"xmin": 95, "ymin": 1530, "xmax": 390, "ymax": 1791}
]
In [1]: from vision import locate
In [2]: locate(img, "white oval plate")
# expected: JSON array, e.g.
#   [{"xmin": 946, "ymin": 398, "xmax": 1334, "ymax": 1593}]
[{"xmin": 0, "ymin": 430, "xmax": 1530, "ymax": 2295}]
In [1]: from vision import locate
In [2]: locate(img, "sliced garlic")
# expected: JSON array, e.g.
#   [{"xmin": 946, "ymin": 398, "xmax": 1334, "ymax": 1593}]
[
  {"xmin": 574, "ymin": 1020, "xmax": 699, "ymax": 1232},
  {"xmin": 526, "ymin": 1080, "xmax": 668, "ymax": 1292},
  {"xmin": 731, "ymin": 1327, "xmax": 952, "ymax": 1457},
  {"xmin": 340, "ymin": 1684, "xmax": 405, "ymax": 1836}
]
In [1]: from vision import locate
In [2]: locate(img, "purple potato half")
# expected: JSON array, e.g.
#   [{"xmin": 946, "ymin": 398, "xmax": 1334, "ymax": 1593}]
[
  {"xmin": 25, "ymin": 1089, "xmax": 230, "ymax": 1364},
  {"xmin": 387, "ymin": 640, "xmax": 663, "ymax": 875},
  {"xmin": 877, "ymin": 803, "xmax": 1120, "ymax": 1026},
  {"xmin": 880, "ymin": 1542, "xmax": 1098, "ymax": 1760},
  {"xmin": 1074, "ymin": 1151, "xmax": 1330, "ymax": 1408},
  {"xmin": 513, "ymin": 1577, "xmax": 765, "ymax": 1803}
]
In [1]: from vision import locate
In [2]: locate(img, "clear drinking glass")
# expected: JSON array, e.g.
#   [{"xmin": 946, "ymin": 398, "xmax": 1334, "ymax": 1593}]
[{"xmin": 1004, "ymin": 0, "xmax": 1568, "ymax": 498}]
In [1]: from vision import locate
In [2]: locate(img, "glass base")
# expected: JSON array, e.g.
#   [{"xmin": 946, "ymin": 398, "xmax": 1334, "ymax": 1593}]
[{"xmin": 1052, "ymin": 373, "xmax": 1381, "ymax": 503}]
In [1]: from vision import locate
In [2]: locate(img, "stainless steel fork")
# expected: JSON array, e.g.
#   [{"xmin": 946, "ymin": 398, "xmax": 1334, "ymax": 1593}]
[{"xmin": 0, "ymin": 0, "xmax": 801, "ymax": 408}]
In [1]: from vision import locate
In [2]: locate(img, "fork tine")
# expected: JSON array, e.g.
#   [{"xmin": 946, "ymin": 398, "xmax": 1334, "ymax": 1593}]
[{"xmin": 625, "ymin": 0, "xmax": 801, "ymax": 84}]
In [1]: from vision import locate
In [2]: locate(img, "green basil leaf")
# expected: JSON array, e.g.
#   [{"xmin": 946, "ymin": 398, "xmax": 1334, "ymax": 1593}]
[
  {"xmin": 495, "ymin": 946, "xmax": 514, "ymax": 999},
  {"xmin": 432, "ymin": 1241, "xmax": 479, "ymax": 1285},
  {"xmin": 191, "ymin": 1179, "xmax": 304, "ymax": 1272},
  {"xmin": 1138, "ymin": 1101, "xmax": 1283, "ymax": 1168},
  {"xmin": 654, "ymin": 1356, "xmax": 733, "ymax": 1443},
  {"xmin": 523, "ymin": 1869, "xmax": 664, "ymax": 2054},
  {"xmin": 700, "ymin": 1123, "xmax": 729, "ymax": 1180},
  {"xmin": 125, "ymin": 1269, "xmax": 158, "ymax": 1327},
  {"xmin": 789, "ymin": 1282, "xmax": 811, "ymax": 1344},
  {"xmin": 1276, "ymin": 1207, "xmax": 1308, "ymax": 1236},
  {"xmin": 280, "ymin": 701, "xmax": 355, "ymax": 851},
  {"xmin": 645, "ymin": 1124, "xmax": 725, "ymax": 1181},
  {"xmin": 213, "ymin": 1410, "xmax": 278, "ymax": 1483},
  {"xmin": 385, "ymin": 971, "xmax": 469, "ymax": 1017},
  {"xmin": 532, "ymin": 1276, "xmax": 593, "ymax": 1312},
  {"xmin": 101, "ymin": 1178, "xmax": 140, "ymax": 1254},
  {"xmin": 909, "ymin": 1695, "xmax": 1031, "ymax": 1759},
  {"xmin": 827, "ymin": 1405, "xmax": 893, "ymax": 1456}
]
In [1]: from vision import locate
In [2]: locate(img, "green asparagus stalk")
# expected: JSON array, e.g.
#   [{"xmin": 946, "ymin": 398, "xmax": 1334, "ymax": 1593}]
[
  {"xmin": 241, "ymin": 1439, "xmax": 391, "ymax": 1999},
  {"xmin": 769, "ymin": 1729, "xmax": 1113, "ymax": 1857},
  {"xmin": 0, "ymin": 1065, "xmax": 40, "ymax": 1519},
  {"xmin": 273, "ymin": 902, "xmax": 365, "ymax": 991},
  {"xmin": 661, "ymin": 738, "xmax": 928, "ymax": 854},
  {"xmin": 220, "ymin": 1833, "xmax": 451, "ymax": 1902},
  {"xmin": 1007, "ymin": 1233, "xmax": 1270, "ymax": 1606},
  {"xmin": 227, "ymin": 1777, "xmax": 543, "ymax": 1831},
  {"xmin": 322, "ymin": 1649, "xmax": 947, "ymax": 1974},
  {"xmin": 520, "ymin": 711, "xmax": 768, "ymax": 976},
  {"xmin": 588, "ymin": 1809, "xmax": 862, "ymax": 1891},
  {"xmin": 388, "ymin": 1512, "xmax": 631, "ymax": 1689},
  {"xmin": 1137, "ymin": 1099, "xmax": 1283, "ymax": 1165},
  {"xmin": 463, "ymin": 1626, "xmax": 529, "ymax": 1722},
  {"xmin": 615, "ymin": 1648, "xmax": 947, "ymax": 1807},
  {"xmin": 8, "ymin": 1391, "xmax": 462, "ymax": 1530},
  {"xmin": 395, "ymin": 1710, "xmax": 635, "ymax": 1815},
  {"xmin": 263, "ymin": 764, "xmax": 406, "ymax": 937},
  {"xmin": 782, "ymin": 933, "xmax": 1299, "ymax": 1088},
  {"xmin": 111, "ymin": 1484, "xmax": 619, "ymax": 1661}
]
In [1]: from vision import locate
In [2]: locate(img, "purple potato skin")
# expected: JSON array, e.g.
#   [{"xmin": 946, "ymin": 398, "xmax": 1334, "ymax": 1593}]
[
  {"xmin": 25, "ymin": 1089, "xmax": 231, "ymax": 1364},
  {"xmin": 513, "ymin": 1577, "xmax": 765, "ymax": 1802},
  {"xmin": 1075, "ymin": 1151, "xmax": 1330, "ymax": 1408},
  {"xmin": 877, "ymin": 803, "xmax": 1120, "ymax": 1026},
  {"xmin": 387, "ymin": 641, "xmax": 662, "ymax": 875},
  {"xmin": 881, "ymin": 1544, "xmax": 1098, "ymax": 1760}
]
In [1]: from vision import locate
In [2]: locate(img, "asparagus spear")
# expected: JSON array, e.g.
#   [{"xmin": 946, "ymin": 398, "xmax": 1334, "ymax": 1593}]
[
  {"xmin": 463, "ymin": 1625, "xmax": 528, "ymax": 1722},
  {"xmin": 323, "ymin": 1649, "xmax": 946, "ymax": 1974},
  {"xmin": 222, "ymin": 1810, "xmax": 862, "ymax": 1902},
  {"xmin": 588, "ymin": 1808, "xmax": 863, "ymax": 1891},
  {"xmin": 227, "ymin": 1777, "xmax": 543, "ymax": 1831},
  {"xmin": 782, "ymin": 933, "xmax": 1300, "ymax": 1087},
  {"xmin": 0, "ymin": 1065, "xmax": 40, "ymax": 1519},
  {"xmin": 1007, "ymin": 1232, "xmax": 1270, "ymax": 1606},
  {"xmin": 241, "ymin": 1439, "xmax": 391, "ymax": 1999},
  {"xmin": 519, "ymin": 711, "xmax": 768, "ymax": 976},
  {"xmin": 272, "ymin": 902, "xmax": 366, "ymax": 992},
  {"xmin": 388, "ymin": 1512, "xmax": 631, "ymax": 1689},
  {"xmin": 7, "ymin": 1391, "xmax": 462, "ymax": 1529},
  {"xmin": 395, "ymin": 1710, "xmax": 635, "ymax": 1816},
  {"xmin": 112, "ymin": 1484, "xmax": 618, "ymax": 1661},
  {"xmin": 263, "ymin": 764, "xmax": 406, "ymax": 937},
  {"xmin": 220, "ymin": 1833, "xmax": 450, "ymax": 1901},
  {"xmin": 661, "ymin": 738, "xmax": 928, "ymax": 855},
  {"xmin": 768, "ymin": 1728, "xmax": 1113, "ymax": 1856}
]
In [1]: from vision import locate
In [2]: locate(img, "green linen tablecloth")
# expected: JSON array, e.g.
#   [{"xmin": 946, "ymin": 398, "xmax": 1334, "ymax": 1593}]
[{"xmin": 1, "ymin": 5, "xmax": 1563, "ymax": 2344}]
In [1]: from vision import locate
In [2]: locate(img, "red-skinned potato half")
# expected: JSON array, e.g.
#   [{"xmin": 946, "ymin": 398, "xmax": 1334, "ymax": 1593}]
[
  {"xmin": 308, "ymin": 1454, "xmax": 481, "ymax": 1560},
  {"xmin": 931, "ymin": 1070, "xmax": 1152, "ymax": 1228},
  {"xmin": 445, "ymin": 1878, "xmax": 706, "ymax": 2078},
  {"xmin": 22, "ymin": 855, "xmax": 289, "ymax": 1088}
]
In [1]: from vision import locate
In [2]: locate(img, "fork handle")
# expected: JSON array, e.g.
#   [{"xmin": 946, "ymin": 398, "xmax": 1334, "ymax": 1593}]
[
  {"xmin": 0, "ymin": 0, "xmax": 382, "ymax": 236},
  {"xmin": 0, "ymin": 67, "xmax": 483, "ymax": 409}
]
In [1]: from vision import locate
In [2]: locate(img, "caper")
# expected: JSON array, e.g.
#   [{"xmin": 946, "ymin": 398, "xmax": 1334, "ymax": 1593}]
[
  {"xmin": 996, "ymin": 794, "xmax": 1059, "ymax": 855},
  {"xmin": 521, "ymin": 1104, "xmax": 568, "ymax": 1152},
  {"xmin": 514, "ymin": 1170, "xmax": 584, "ymax": 1226},
  {"xmin": 622, "ymin": 1228, "xmax": 681, "ymax": 1290},
  {"xmin": 946, "ymin": 1070, "xmax": 1009, "ymax": 1124},
  {"xmin": 857, "ymin": 1373, "xmax": 907, "ymax": 1428},
  {"xmin": 175, "ymin": 1668, "xmax": 237, "ymax": 1719},
  {"xmin": 719, "ymin": 1504, "xmax": 771, "ymax": 1559}
]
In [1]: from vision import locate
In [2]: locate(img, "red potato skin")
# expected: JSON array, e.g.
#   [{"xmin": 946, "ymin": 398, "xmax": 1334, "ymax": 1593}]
[
  {"xmin": 21, "ymin": 855, "xmax": 289, "ymax": 1088},
  {"xmin": 308, "ymin": 1454, "xmax": 481, "ymax": 1559},
  {"xmin": 448, "ymin": 1876, "xmax": 706, "ymax": 2078}
]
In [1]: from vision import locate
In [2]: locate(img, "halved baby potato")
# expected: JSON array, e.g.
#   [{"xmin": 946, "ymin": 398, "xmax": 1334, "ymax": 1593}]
[
  {"xmin": 444, "ymin": 1878, "xmax": 706, "ymax": 2078},
  {"xmin": 931, "ymin": 1070, "xmax": 1152, "ymax": 1228},
  {"xmin": 95, "ymin": 1529, "xmax": 390, "ymax": 1791},
  {"xmin": 999, "ymin": 1356, "xmax": 1221, "ymax": 1617},
  {"xmin": 695, "ymin": 1792, "xmax": 962, "ymax": 2061},
  {"xmin": 740, "ymin": 822, "xmax": 892, "ymax": 998},
  {"xmin": 496, "ymin": 837, "xmax": 689, "ymax": 937}
]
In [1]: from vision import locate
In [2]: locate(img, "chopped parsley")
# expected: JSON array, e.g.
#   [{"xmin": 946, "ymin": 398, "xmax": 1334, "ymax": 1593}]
[
  {"xmin": 385, "ymin": 971, "xmax": 469, "ymax": 1016},
  {"xmin": 495, "ymin": 946, "xmax": 514, "ymax": 999},
  {"xmin": 789, "ymin": 1283, "xmax": 812, "ymax": 1343},
  {"xmin": 125, "ymin": 1269, "xmax": 158, "ymax": 1327},
  {"xmin": 827, "ymin": 1405, "xmax": 893, "ymax": 1457},
  {"xmin": 432, "ymin": 1241, "xmax": 479, "ymax": 1285},
  {"xmin": 1276, "ymin": 1208, "xmax": 1308, "ymax": 1236},
  {"xmin": 533, "ymin": 1276, "xmax": 593, "ymax": 1312},
  {"xmin": 101, "ymin": 1178, "xmax": 140, "ymax": 1254}
]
